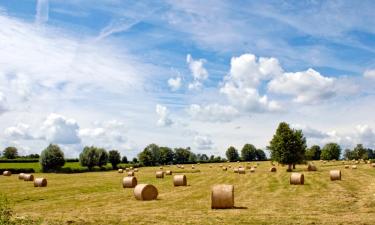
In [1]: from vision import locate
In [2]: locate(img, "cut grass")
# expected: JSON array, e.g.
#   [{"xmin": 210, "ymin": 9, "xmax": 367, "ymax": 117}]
[{"xmin": 0, "ymin": 161, "xmax": 374, "ymax": 224}]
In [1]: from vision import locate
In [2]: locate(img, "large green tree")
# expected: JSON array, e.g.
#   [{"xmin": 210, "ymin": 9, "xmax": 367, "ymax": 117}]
[
  {"xmin": 305, "ymin": 145, "xmax": 321, "ymax": 160},
  {"xmin": 159, "ymin": 147, "xmax": 174, "ymax": 165},
  {"xmin": 352, "ymin": 144, "xmax": 368, "ymax": 160},
  {"xmin": 97, "ymin": 148, "xmax": 108, "ymax": 168},
  {"xmin": 321, "ymin": 143, "xmax": 341, "ymax": 160},
  {"xmin": 138, "ymin": 148, "xmax": 153, "ymax": 166},
  {"xmin": 241, "ymin": 144, "xmax": 257, "ymax": 161},
  {"xmin": 108, "ymin": 150, "xmax": 121, "ymax": 169},
  {"xmin": 40, "ymin": 144, "xmax": 65, "ymax": 172},
  {"xmin": 174, "ymin": 147, "xmax": 192, "ymax": 164},
  {"xmin": 226, "ymin": 146, "xmax": 240, "ymax": 162},
  {"xmin": 79, "ymin": 146, "xmax": 99, "ymax": 170},
  {"xmin": 268, "ymin": 122, "xmax": 306, "ymax": 171},
  {"xmin": 3, "ymin": 147, "xmax": 18, "ymax": 159}
]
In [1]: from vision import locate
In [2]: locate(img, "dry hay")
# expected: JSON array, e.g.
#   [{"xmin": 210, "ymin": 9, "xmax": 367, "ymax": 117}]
[
  {"xmin": 228, "ymin": 165, "xmax": 231, "ymax": 168},
  {"xmin": 250, "ymin": 168, "xmax": 255, "ymax": 173},
  {"xmin": 238, "ymin": 168, "xmax": 246, "ymax": 174},
  {"xmin": 344, "ymin": 165, "xmax": 350, "ymax": 169},
  {"xmin": 3, "ymin": 171, "xmax": 11, "ymax": 176},
  {"xmin": 118, "ymin": 169, "xmax": 124, "ymax": 173},
  {"xmin": 307, "ymin": 163, "xmax": 317, "ymax": 171},
  {"xmin": 123, "ymin": 176, "xmax": 137, "ymax": 188},
  {"xmin": 355, "ymin": 161, "xmax": 359, "ymax": 164},
  {"xmin": 159, "ymin": 167, "xmax": 163, "ymax": 170},
  {"xmin": 130, "ymin": 167, "xmax": 133, "ymax": 170},
  {"xmin": 330, "ymin": 170, "xmax": 341, "ymax": 181},
  {"xmin": 222, "ymin": 167, "xmax": 227, "ymax": 171},
  {"xmin": 18, "ymin": 173, "xmax": 25, "ymax": 180},
  {"xmin": 371, "ymin": 163, "xmax": 375, "ymax": 168},
  {"xmin": 290, "ymin": 173, "xmax": 304, "ymax": 185},
  {"xmin": 23, "ymin": 174, "xmax": 34, "ymax": 182},
  {"xmin": 134, "ymin": 168, "xmax": 139, "ymax": 172},
  {"xmin": 253, "ymin": 165, "xmax": 257, "ymax": 168},
  {"xmin": 191, "ymin": 165, "xmax": 195, "ymax": 169},
  {"xmin": 269, "ymin": 167, "xmax": 277, "ymax": 172},
  {"xmin": 351, "ymin": 165, "xmax": 357, "ymax": 169},
  {"xmin": 134, "ymin": 184, "xmax": 158, "ymax": 201},
  {"xmin": 156, "ymin": 171, "xmax": 164, "ymax": 178},
  {"xmin": 180, "ymin": 165, "xmax": 184, "ymax": 169},
  {"xmin": 233, "ymin": 168, "xmax": 239, "ymax": 173},
  {"xmin": 127, "ymin": 171, "xmax": 135, "ymax": 177},
  {"xmin": 211, "ymin": 184, "xmax": 234, "ymax": 209},
  {"xmin": 165, "ymin": 170, "xmax": 172, "ymax": 175},
  {"xmin": 125, "ymin": 168, "xmax": 130, "ymax": 172},
  {"xmin": 173, "ymin": 175, "xmax": 187, "ymax": 186},
  {"xmin": 246, "ymin": 165, "xmax": 251, "ymax": 169},
  {"xmin": 209, "ymin": 165, "xmax": 212, "ymax": 168},
  {"xmin": 34, "ymin": 178, "xmax": 47, "ymax": 187}
]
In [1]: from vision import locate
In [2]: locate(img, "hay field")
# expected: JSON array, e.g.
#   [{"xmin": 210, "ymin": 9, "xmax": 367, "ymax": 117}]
[{"xmin": 1, "ymin": 161, "xmax": 375, "ymax": 225}]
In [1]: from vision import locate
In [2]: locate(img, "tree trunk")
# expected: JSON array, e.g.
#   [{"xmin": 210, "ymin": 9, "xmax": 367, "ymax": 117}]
[
  {"xmin": 293, "ymin": 164, "xmax": 296, "ymax": 169},
  {"xmin": 286, "ymin": 164, "xmax": 292, "ymax": 172}
]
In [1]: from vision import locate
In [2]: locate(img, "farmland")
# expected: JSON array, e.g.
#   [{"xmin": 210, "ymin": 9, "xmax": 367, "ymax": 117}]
[{"xmin": 1, "ymin": 161, "xmax": 375, "ymax": 225}]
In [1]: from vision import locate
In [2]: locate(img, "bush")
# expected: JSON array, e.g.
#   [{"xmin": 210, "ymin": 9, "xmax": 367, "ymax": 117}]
[
  {"xmin": 40, "ymin": 144, "xmax": 66, "ymax": 172},
  {"xmin": 0, "ymin": 159, "xmax": 39, "ymax": 163},
  {"xmin": 79, "ymin": 146, "xmax": 108, "ymax": 170},
  {"xmin": 0, "ymin": 168, "xmax": 35, "ymax": 174}
]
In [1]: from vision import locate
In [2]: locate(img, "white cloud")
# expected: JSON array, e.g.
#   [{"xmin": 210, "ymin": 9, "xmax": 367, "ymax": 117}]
[
  {"xmin": 363, "ymin": 69, "xmax": 375, "ymax": 79},
  {"xmin": 36, "ymin": 0, "xmax": 49, "ymax": 25},
  {"xmin": 168, "ymin": 76, "xmax": 182, "ymax": 91},
  {"xmin": 292, "ymin": 124, "xmax": 329, "ymax": 139},
  {"xmin": 268, "ymin": 68, "xmax": 335, "ymax": 103},
  {"xmin": 188, "ymin": 104, "xmax": 239, "ymax": 122},
  {"xmin": 194, "ymin": 135, "xmax": 213, "ymax": 150},
  {"xmin": 42, "ymin": 113, "xmax": 81, "ymax": 144},
  {"xmin": 156, "ymin": 104, "xmax": 173, "ymax": 127},
  {"xmin": 0, "ymin": 92, "xmax": 8, "ymax": 114},
  {"xmin": 4, "ymin": 123, "xmax": 33, "ymax": 140},
  {"xmin": 186, "ymin": 54, "xmax": 208, "ymax": 90}
]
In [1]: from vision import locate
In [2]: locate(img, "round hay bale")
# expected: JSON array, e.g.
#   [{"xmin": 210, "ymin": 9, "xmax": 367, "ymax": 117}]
[
  {"xmin": 355, "ymin": 161, "xmax": 359, "ymax": 164},
  {"xmin": 269, "ymin": 167, "xmax": 277, "ymax": 172},
  {"xmin": 250, "ymin": 168, "xmax": 255, "ymax": 173},
  {"xmin": 371, "ymin": 163, "xmax": 375, "ymax": 168},
  {"xmin": 134, "ymin": 184, "xmax": 158, "ymax": 201},
  {"xmin": 180, "ymin": 165, "xmax": 184, "ymax": 169},
  {"xmin": 127, "ymin": 171, "xmax": 135, "ymax": 177},
  {"xmin": 211, "ymin": 184, "xmax": 234, "ymax": 209},
  {"xmin": 290, "ymin": 173, "xmax": 304, "ymax": 185},
  {"xmin": 330, "ymin": 170, "xmax": 341, "ymax": 181},
  {"xmin": 3, "ymin": 171, "xmax": 11, "ymax": 176},
  {"xmin": 246, "ymin": 165, "xmax": 251, "ymax": 169},
  {"xmin": 191, "ymin": 165, "xmax": 195, "ymax": 169},
  {"xmin": 130, "ymin": 167, "xmax": 133, "ymax": 170},
  {"xmin": 228, "ymin": 165, "xmax": 231, "ymax": 168},
  {"xmin": 156, "ymin": 171, "xmax": 164, "ymax": 178},
  {"xmin": 123, "ymin": 176, "xmax": 137, "ymax": 188},
  {"xmin": 159, "ymin": 167, "xmax": 163, "ymax": 170},
  {"xmin": 134, "ymin": 168, "xmax": 139, "ymax": 172},
  {"xmin": 233, "ymin": 168, "xmax": 239, "ymax": 173},
  {"xmin": 18, "ymin": 173, "xmax": 25, "ymax": 180},
  {"xmin": 351, "ymin": 165, "xmax": 357, "ymax": 169},
  {"xmin": 23, "ymin": 174, "xmax": 34, "ymax": 181},
  {"xmin": 307, "ymin": 164, "xmax": 317, "ymax": 171},
  {"xmin": 34, "ymin": 178, "xmax": 47, "ymax": 187},
  {"xmin": 209, "ymin": 165, "xmax": 212, "ymax": 168},
  {"xmin": 173, "ymin": 175, "xmax": 187, "ymax": 186},
  {"xmin": 118, "ymin": 169, "xmax": 124, "ymax": 173},
  {"xmin": 238, "ymin": 168, "xmax": 245, "ymax": 174},
  {"xmin": 253, "ymin": 165, "xmax": 257, "ymax": 168},
  {"xmin": 165, "ymin": 170, "xmax": 172, "ymax": 175},
  {"xmin": 125, "ymin": 168, "xmax": 130, "ymax": 172},
  {"xmin": 222, "ymin": 167, "xmax": 227, "ymax": 171},
  {"xmin": 344, "ymin": 165, "xmax": 350, "ymax": 169}
]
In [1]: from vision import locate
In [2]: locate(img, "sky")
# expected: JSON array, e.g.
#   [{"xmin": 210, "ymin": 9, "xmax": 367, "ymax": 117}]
[{"xmin": 1, "ymin": 0, "xmax": 375, "ymax": 158}]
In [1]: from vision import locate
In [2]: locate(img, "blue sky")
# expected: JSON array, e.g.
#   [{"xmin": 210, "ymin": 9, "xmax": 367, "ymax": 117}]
[{"xmin": 1, "ymin": 0, "xmax": 375, "ymax": 158}]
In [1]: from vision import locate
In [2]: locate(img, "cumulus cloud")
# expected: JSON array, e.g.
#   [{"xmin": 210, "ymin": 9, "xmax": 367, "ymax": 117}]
[
  {"xmin": 194, "ymin": 135, "xmax": 213, "ymax": 150},
  {"xmin": 363, "ymin": 69, "xmax": 375, "ymax": 79},
  {"xmin": 292, "ymin": 124, "xmax": 330, "ymax": 139},
  {"xmin": 42, "ymin": 113, "xmax": 81, "ymax": 144},
  {"xmin": 35, "ymin": 0, "xmax": 49, "ymax": 25},
  {"xmin": 268, "ymin": 68, "xmax": 335, "ymax": 103},
  {"xmin": 186, "ymin": 54, "xmax": 208, "ymax": 90},
  {"xmin": 0, "ymin": 92, "xmax": 8, "ymax": 114},
  {"xmin": 4, "ymin": 123, "xmax": 33, "ymax": 140},
  {"xmin": 168, "ymin": 76, "xmax": 182, "ymax": 91},
  {"xmin": 188, "ymin": 104, "xmax": 239, "ymax": 122},
  {"xmin": 156, "ymin": 104, "xmax": 173, "ymax": 127}
]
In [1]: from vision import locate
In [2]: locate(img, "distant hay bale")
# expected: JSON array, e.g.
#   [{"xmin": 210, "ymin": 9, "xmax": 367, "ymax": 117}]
[
  {"xmin": 269, "ymin": 167, "xmax": 277, "ymax": 172},
  {"xmin": 156, "ymin": 171, "xmax": 164, "ymax": 178},
  {"xmin": 222, "ymin": 167, "xmax": 227, "ymax": 171},
  {"xmin": 237, "ymin": 161, "xmax": 240, "ymax": 163},
  {"xmin": 344, "ymin": 165, "xmax": 350, "ymax": 169},
  {"xmin": 238, "ymin": 168, "xmax": 245, "ymax": 174},
  {"xmin": 134, "ymin": 184, "xmax": 158, "ymax": 201},
  {"xmin": 18, "ymin": 173, "xmax": 25, "ymax": 180},
  {"xmin": 173, "ymin": 175, "xmax": 187, "ymax": 186},
  {"xmin": 159, "ymin": 167, "xmax": 163, "ymax": 170},
  {"xmin": 250, "ymin": 168, "xmax": 255, "ymax": 173},
  {"xmin": 233, "ymin": 168, "xmax": 239, "ymax": 173},
  {"xmin": 355, "ymin": 161, "xmax": 359, "ymax": 164},
  {"xmin": 211, "ymin": 184, "xmax": 234, "ymax": 209},
  {"xmin": 371, "ymin": 163, "xmax": 375, "ymax": 168},
  {"xmin": 351, "ymin": 165, "xmax": 357, "ymax": 169},
  {"xmin": 290, "ymin": 173, "xmax": 304, "ymax": 185},
  {"xmin": 125, "ymin": 168, "xmax": 130, "ymax": 172},
  {"xmin": 246, "ymin": 165, "xmax": 251, "ymax": 169},
  {"xmin": 34, "ymin": 178, "xmax": 47, "ymax": 187},
  {"xmin": 256, "ymin": 163, "xmax": 260, "ymax": 165},
  {"xmin": 191, "ymin": 165, "xmax": 195, "ymax": 169},
  {"xmin": 180, "ymin": 165, "xmax": 184, "ymax": 169},
  {"xmin": 209, "ymin": 165, "xmax": 212, "ymax": 168},
  {"xmin": 123, "ymin": 176, "xmax": 137, "ymax": 188},
  {"xmin": 253, "ymin": 165, "xmax": 257, "ymax": 168},
  {"xmin": 134, "ymin": 168, "xmax": 139, "ymax": 172},
  {"xmin": 130, "ymin": 167, "xmax": 133, "ymax": 170},
  {"xmin": 127, "ymin": 171, "xmax": 135, "ymax": 176},
  {"xmin": 165, "ymin": 170, "xmax": 172, "ymax": 175},
  {"xmin": 307, "ymin": 164, "xmax": 317, "ymax": 171},
  {"xmin": 118, "ymin": 169, "xmax": 123, "ymax": 173},
  {"xmin": 23, "ymin": 174, "xmax": 34, "ymax": 182},
  {"xmin": 3, "ymin": 171, "xmax": 11, "ymax": 176},
  {"xmin": 323, "ymin": 160, "xmax": 327, "ymax": 164},
  {"xmin": 176, "ymin": 165, "xmax": 180, "ymax": 168},
  {"xmin": 228, "ymin": 165, "xmax": 231, "ymax": 168},
  {"xmin": 330, "ymin": 170, "xmax": 341, "ymax": 181}
]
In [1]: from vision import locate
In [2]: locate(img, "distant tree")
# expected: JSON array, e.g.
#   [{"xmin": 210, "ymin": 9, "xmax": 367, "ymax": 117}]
[
  {"xmin": 268, "ymin": 122, "xmax": 306, "ymax": 171},
  {"xmin": 321, "ymin": 143, "xmax": 341, "ymax": 160},
  {"xmin": 344, "ymin": 148, "xmax": 354, "ymax": 160},
  {"xmin": 226, "ymin": 146, "xmax": 240, "ymax": 162},
  {"xmin": 188, "ymin": 152, "xmax": 197, "ymax": 163},
  {"xmin": 3, "ymin": 147, "xmax": 18, "ymax": 159},
  {"xmin": 79, "ymin": 146, "xmax": 99, "ymax": 170},
  {"xmin": 255, "ymin": 149, "xmax": 267, "ymax": 161},
  {"xmin": 174, "ymin": 147, "xmax": 192, "ymax": 164},
  {"xmin": 305, "ymin": 145, "xmax": 321, "ymax": 160},
  {"xmin": 108, "ymin": 150, "xmax": 121, "ymax": 169},
  {"xmin": 159, "ymin": 147, "xmax": 174, "ymax": 165},
  {"xmin": 209, "ymin": 155, "xmax": 215, "ymax": 162},
  {"xmin": 241, "ymin": 144, "xmax": 257, "ymax": 161},
  {"xmin": 143, "ymin": 144, "xmax": 161, "ymax": 165},
  {"xmin": 352, "ymin": 144, "xmax": 368, "ymax": 160},
  {"xmin": 97, "ymin": 148, "xmax": 108, "ymax": 168},
  {"xmin": 132, "ymin": 157, "xmax": 138, "ymax": 163},
  {"xmin": 40, "ymin": 144, "xmax": 65, "ymax": 172},
  {"xmin": 367, "ymin": 148, "xmax": 374, "ymax": 159},
  {"xmin": 27, "ymin": 154, "xmax": 40, "ymax": 158},
  {"xmin": 121, "ymin": 156, "xmax": 128, "ymax": 163},
  {"xmin": 138, "ymin": 148, "xmax": 154, "ymax": 166},
  {"xmin": 200, "ymin": 154, "xmax": 209, "ymax": 162}
]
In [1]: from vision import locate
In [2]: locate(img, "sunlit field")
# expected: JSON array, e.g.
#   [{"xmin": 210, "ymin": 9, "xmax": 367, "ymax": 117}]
[{"xmin": 1, "ymin": 161, "xmax": 375, "ymax": 225}]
